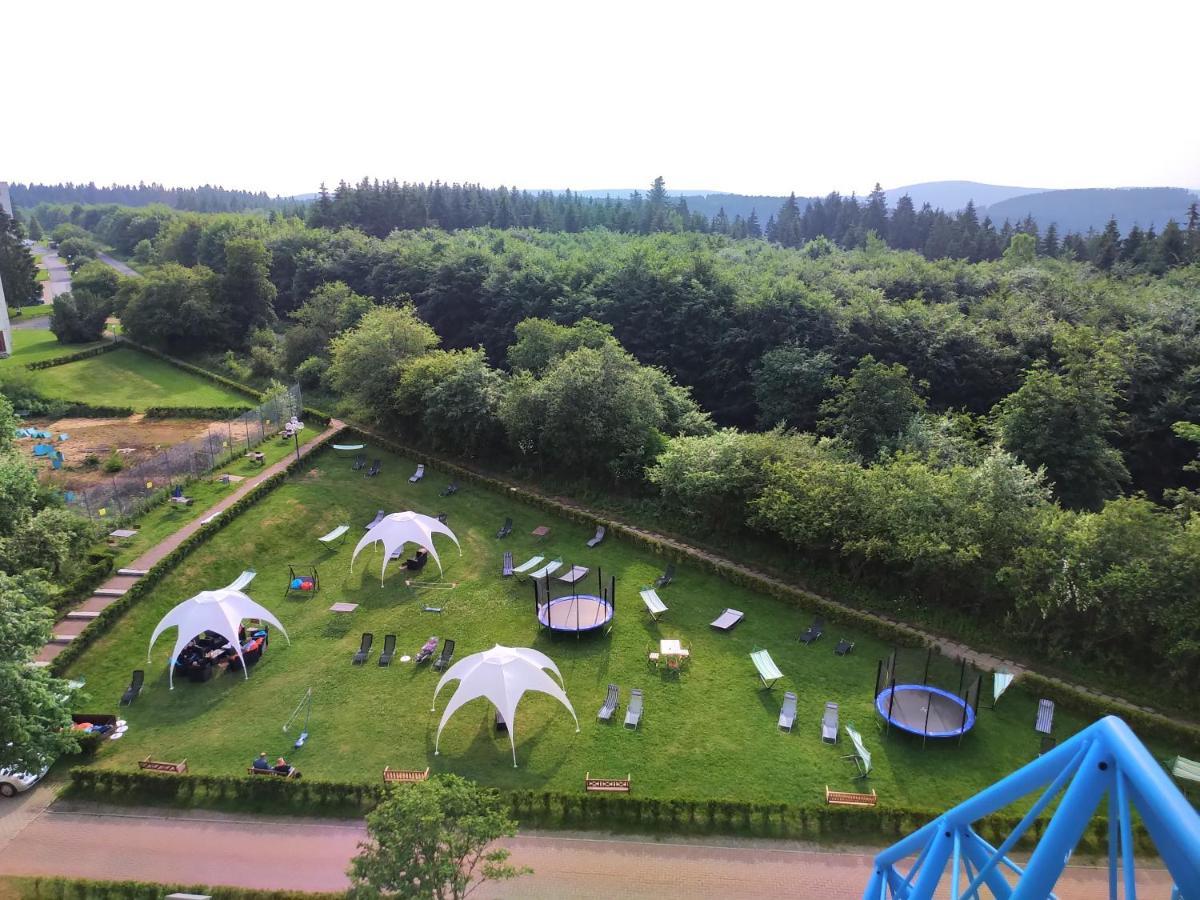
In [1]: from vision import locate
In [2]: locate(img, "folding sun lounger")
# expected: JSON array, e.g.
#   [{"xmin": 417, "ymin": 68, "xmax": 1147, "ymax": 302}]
[
  {"xmin": 529, "ymin": 559, "xmax": 563, "ymax": 580},
  {"xmin": 409, "ymin": 464, "xmax": 425, "ymax": 482},
  {"xmin": 799, "ymin": 617, "xmax": 825, "ymax": 645},
  {"xmin": 502, "ymin": 551, "xmax": 514, "ymax": 577},
  {"xmin": 822, "ymin": 702, "xmax": 839, "ymax": 743},
  {"xmin": 597, "ymin": 683, "xmax": 620, "ymax": 722},
  {"xmin": 378, "ymin": 634, "xmax": 397, "ymax": 667},
  {"xmin": 365, "ymin": 510, "xmax": 386, "ymax": 529},
  {"xmin": 440, "ymin": 481, "xmax": 458, "ymax": 496},
  {"xmin": 639, "ymin": 587, "xmax": 668, "ymax": 621},
  {"xmin": 223, "ymin": 569, "xmax": 257, "ymax": 592},
  {"xmin": 624, "ymin": 688, "xmax": 643, "ymax": 729},
  {"xmin": 558, "ymin": 565, "xmax": 589, "ymax": 584},
  {"xmin": 655, "ymin": 563, "xmax": 675, "ymax": 588},
  {"xmin": 587, "ymin": 525, "xmax": 606, "ymax": 548},
  {"xmin": 1035, "ymin": 698, "xmax": 1055, "ymax": 735},
  {"xmin": 432, "ymin": 639, "xmax": 456, "ymax": 671},
  {"xmin": 120, "ymin": 669, "xmax": 144, "ymax": 706},
  {"xmin": 318, "ymin": 525, "xmax": 349, "ymax": 547},
  {"xmin": 365, "ymin": 459, "xmax": 381, "ymax": 477},
  {"xmin": 497, "ymin": 517, "xmax": 513, "ymax": 538},
  {"xmin": 834, "ymin": 639, "xmax": 855, "ymax": 656},
  {"xmin": 710, "ymin": 608, "xmax": 744, "ymax": 631},
  {"xmin": 778, "ymin": 691, "xmax": 797, "ymax": 732},
  {"xmin": 843, "ymin": 724, "xmax": 872, "ymax": 779},
  {"xmin": 352, "ymin": 453, "xmax": 366, "ymax": 471},
  {"xmin": 750, "ymin": 648, "xmax": 783, "ymax": 689},
  {"xmin": 512, "ymin": 555, "xmax": 544, "ymax": 575},
  {"xmin": 352, "ymin": 633, "xmax": 373, "ymax": 665}
]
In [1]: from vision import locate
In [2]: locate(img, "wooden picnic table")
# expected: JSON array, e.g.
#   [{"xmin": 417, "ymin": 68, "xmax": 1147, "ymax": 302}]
[{"xmin": 531, "ymin": 525, "xmax": 551, "ymax": 540}]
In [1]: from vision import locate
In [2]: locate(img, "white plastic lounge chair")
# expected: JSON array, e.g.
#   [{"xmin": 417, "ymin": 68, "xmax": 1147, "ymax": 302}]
[
  {"xmin": 710, "ymin": 608, "xmax": 744, "ymax": 631},
  {"xmin": 1170, "ymin": 756, "xmax": 1200, "ymax": 785},
  {"xmin": 1035, "ymin": 698, "xmax": 1055, "ymax": 735},
  {"xmin": 639, "ymin": 588, "xmax": 668, "ymax": 620},
  {"xmin": 223, "ymin": 569, "xmax": 256, "ymax": 592},
  {"xmin": 822, "ymin": 702, "xmax": 839, "ymax": 743},
  {"xmin": 318, "ymin": 524, "xmax": 349, "ymax": 547},
  {"xmin": 558, "ymin": 565, "xmax": 589, "ymax": 584},
  {"xmin": 502, "ymin": 551, "xmax": 514, "ymax": 577},
  {"xmin": 529, "ymin": 558, "xmax": 563, "ymax": 580},
  {"xmin": 843, "ymin": 724, "xmax": 872, "ymax": 779},
  {"xmin": 587, "ymin": 525, "xmax": 606, "ymax": 548},
  {"xmin": 750, "ymin": 648, "xmax": 783, "ymax": 688},
  {"xmin": 597, "ymin": 683, "xmax": 620, "ymax": 722},
  {"xmin": 624, "ymin": 688, "xmax": 643, "ymax": 729},
  {"xmin": 409, "ymin": 464, "xmax": 425, "ymax": 483},
  {"xmin": 778, "ymin": 691, "xmax": 797, "ymax": 731},
  {"xmin": 512, "ymin": 555, "xmax": 544, "ymax": 575},
  {"xmin": 333, "ymin": 443, "xmax": 365, "ymax": 452},
  {"xmin": 364, "ymin": 509, "xmax": 385, "ymax": 529}
]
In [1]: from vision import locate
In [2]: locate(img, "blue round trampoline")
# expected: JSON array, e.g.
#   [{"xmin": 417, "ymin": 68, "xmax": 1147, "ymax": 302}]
[
  {"xmin": 876, "ymin": 684, "xmax": 976, "ymax": 738},
  {"xmin": 537, "ymin": 594, "xmax": 613, "ymax": 634}
]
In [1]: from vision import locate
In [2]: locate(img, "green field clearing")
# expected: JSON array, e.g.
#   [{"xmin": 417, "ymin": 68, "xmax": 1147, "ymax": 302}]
[
  {"xmin": 2, "ymin": 331, "xmax": 250, "ymax": 411},
  {"xmin": 65, "ymin": 443, "xmax": 1181, "ymax": 809}
]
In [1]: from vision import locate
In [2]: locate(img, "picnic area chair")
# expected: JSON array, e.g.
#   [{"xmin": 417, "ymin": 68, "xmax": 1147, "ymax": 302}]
[
  {"xmin": 352, "ymin": 453, "xmax": 366, "ymax": 471},
  {"xmin": 558, "ymin": 565, "xmax": 589, "ymax": 584},
  {"xmin": 587, "ymin": 525, "xmax": 606, "ymax": 548},
  {"xmin": 120, "ymin": 669, "xmax": 144, "ymax": 706},
  {"xmin": 432, "ymin": 638, "xmax": 455, "ymax": 671},
  {"xmin": 497, "ymin": 516, "xmax": 513, "ymax": 538},
  {"xmin": 597, "ymin": 683, "xmax": 620, "ymax": 722},
  {"xmin": 318, "ymin": 525, "xmax": 349, "ymax": 548},
  {"xmin": 639, "ymin": 587, "xmax": 668, "ymax": 621},
  {"xmin": 798, "ymin": 617, "xmax": 825, "ymax": 645},
  {"xmin": 223, "ymin": 569, "xmax": 257, "ymax": 592},
  {"xmin": 778, "ymin": 691, "xmax": 797, "ymax": 732},
  {"xmin": 821, "ymin": 702, "xmax": 839, "ymax": 743},
  {"xmin": 750, "ymin": 648, "xmax": 783, "ymax": 689},
  {"xmin": 529, "ymin": 558, "xmax": 563, "ymax": 580},
  {"xmin": 378, "ymin": 634, "xmax": 397, "ymax": 667},
  {"xmin": 364, "ymin": 509, "xmax": 386, "ymax": 529},
  {"xmin": 1169, "ymin": 756, "xmax": 1200, "ymax": 791},
  {"xmin": 843, "ymin": 724, "xmax": 872, "ymax": 779},
  {"xmin": 654, "ymin": 563, "xmax": 675, "ymax": 588},
  {"xmin": 1035, "ymin": 698, "xmax": 1055, "ymax": 735},
  {"xmin": 834, "ymin": 638, "xmax": 855, "ymax": 656},
  {"xmin": 624, "ymin": 688, "xmax": 643, "ymax": 729},
  {"xmin": 512, "ymin": 555, "xmax": 544, "ymax": 575},
  {"xmin": 710, "ymin": 608, "xmax": 745, "ymax": 631},
  {"xmin": 409, "ymin": 464, "xmax": 425, "ymax": 482},
  {"xmin": 440, "ymin": 481, "xmax": 458, "ymax": 496},
  {"xmin": 437, "ymin": 513, "xmax": 449, "ymax": 523},
  {"xmin": 365, "ymin": 458, "xmax": 381, "ymax": 477},
  {"xmin": 352, "ymin": 633, "xmax": 374, "ymax": 665},
  {"xmin": 502, "ymin": 551, "xmax": 514, "ymax": 577}
]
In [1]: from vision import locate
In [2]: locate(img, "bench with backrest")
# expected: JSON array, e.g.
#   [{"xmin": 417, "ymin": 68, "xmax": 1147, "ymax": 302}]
[
  {"xmin": 247, "ymin": 766, "xmax": 298, "ymax": 779},
  {"xmin": 585, "ymin": 772, "xmax": 632, "ymax": 793},
  {"xmin": 825, "ymin": 786, "xmax": 877, "ymax": 807},
  {"xmin": 383, "ymin": 767, "xmax": 430, "ymax": 783},
  {"xmin": 138, "ymin": 756, "xmax": 188, "ymax": 774}
]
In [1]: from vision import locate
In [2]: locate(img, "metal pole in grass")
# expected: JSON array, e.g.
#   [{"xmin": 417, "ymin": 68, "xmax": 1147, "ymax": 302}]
[{"xmin": 293, "ymin": 428, "xmax": 300, "ymax": 463}]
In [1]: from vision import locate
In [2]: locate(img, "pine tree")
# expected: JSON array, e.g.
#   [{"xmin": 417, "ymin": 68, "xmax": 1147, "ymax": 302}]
[
  {"xmin": 1041, "ymin": 222, "xmax": 1060, "ymax": 257},
  {"xmin": 1157, "ymin": 220, "xmax": 1187, "ymax": 270},
  {"xmin": 746, "ymin": 208, "xmax": 762, "ymax": 239},
  {"xmin": 772, "ymin": 194, "xmax": 804, "ymax": 248},
  {"xmin": 1094, "ymin": 217, "xmax": 1122, "ymax": 270},
  {"xmin": 862, "ymin": 182, "xmax": 889, "ymax": 238},
  {"xmin": 889, "ymin": 195, "xmax": 917, "ymax": 249},
  {"xmin": 711, "ymin": 207, "xmax": 730, "ymax": 235}
]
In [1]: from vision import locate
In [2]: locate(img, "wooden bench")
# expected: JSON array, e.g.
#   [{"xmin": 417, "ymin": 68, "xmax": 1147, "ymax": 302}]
[
  {"xmin": 138, "ymin": 756, "xmax": 188, "ymax": 774},
  {"xmin": 247, "ymin": 767, "xmax": 297, "ymax": 779},
  {"xmin": 585, "ymin": 772, "xmax": 631, "ymax": 793},
  {"xmin": 825, "ymin": 785, "xmax": 877, "ymax": 807},
  {"xmin": 383, "ymin": 767, "xmax": 430, "ymax": 783}
]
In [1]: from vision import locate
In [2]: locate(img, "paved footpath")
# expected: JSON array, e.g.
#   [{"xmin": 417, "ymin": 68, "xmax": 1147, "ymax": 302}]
[{"xmin": 0, "ymin": 796, "xmax": 1173, "ymax": 897}]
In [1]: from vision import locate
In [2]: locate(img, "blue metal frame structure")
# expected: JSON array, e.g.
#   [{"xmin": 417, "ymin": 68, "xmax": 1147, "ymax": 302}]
[{"xmin": 864, "ymin": 716, "xmax": 1200, "ymax": 899}]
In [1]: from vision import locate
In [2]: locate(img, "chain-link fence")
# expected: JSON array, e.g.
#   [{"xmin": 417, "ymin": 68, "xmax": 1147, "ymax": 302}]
[{"xmin": 67, "ymin": 384, "xmax": 303, "ymax": 522}]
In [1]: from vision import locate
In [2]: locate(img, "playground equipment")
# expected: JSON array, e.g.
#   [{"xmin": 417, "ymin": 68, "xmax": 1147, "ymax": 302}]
[
  {"xmin": 284, "ymin": 565, "xmax": 319, "ymax": 597},
  {"xmin": 874, "ymin": 648, "xmax": 981, "ymax": 745},
  {"xmin": 534, "ymin": 567, "xmax": 615, "ymax": 635},
  {"xmin": 283, "ymin": 688, "xmax": 313, "ymax": 749}
]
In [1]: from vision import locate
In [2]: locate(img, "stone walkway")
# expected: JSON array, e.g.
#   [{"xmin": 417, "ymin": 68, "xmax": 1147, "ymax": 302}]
[{"xmin": 35, "ymin": 419, "xmax": 345, "ymax": 664}]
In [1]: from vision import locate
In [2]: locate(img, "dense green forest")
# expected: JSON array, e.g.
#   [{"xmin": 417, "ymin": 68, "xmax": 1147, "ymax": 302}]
[
  {"xmin": 9, "ymin": 182, "xmax": 298, "ymax": 212},
  {"xmin": 13, "ymin": 200, "xmax": 1200, "ymax": 700}
]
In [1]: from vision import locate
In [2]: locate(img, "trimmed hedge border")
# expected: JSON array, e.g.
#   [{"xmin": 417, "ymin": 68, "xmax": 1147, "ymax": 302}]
[
  {"xmin": 47, "ymin": 426, "xmax": 342, "ymax": 676},
  {"xmin": 143, "ymin": 405, "xmax": 253, "ymax": 419},
  {"xmin": 25, "ymin": 341, "xmax": 121, "ymax": 370},
  {"xmin": 60, "ymin": 402, "xmax": 136, "ymax": 418},
  {"xmin": 346, "ymin": 426, "xmax": 1200, "ymax": 756},
  {"xmin": 7, "ymin": 875, "xmax": 339, "ymax": 900}
]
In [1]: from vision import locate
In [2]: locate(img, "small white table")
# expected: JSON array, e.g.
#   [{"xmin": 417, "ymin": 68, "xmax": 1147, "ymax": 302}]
[
  {"xmin": 660, "ymin": 639, "xmax": 682, "ymax": 656},
  {"xmin": 329, "ymin": 602, "xmax": 358, "ymax": 614},
  {"xmin": 109, "ymin": 529, "xmax": 137, "ymax": 539}
]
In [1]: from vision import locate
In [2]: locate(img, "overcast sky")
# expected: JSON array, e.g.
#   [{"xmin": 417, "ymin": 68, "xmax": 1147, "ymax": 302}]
[{"xmin": 7, "ymin": 0, "xmax": 1198, "ymax": 197}]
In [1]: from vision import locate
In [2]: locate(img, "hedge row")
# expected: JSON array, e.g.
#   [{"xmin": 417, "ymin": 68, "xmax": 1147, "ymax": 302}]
[
  {"xmin": 346, "ymin": 426, "xmax": 1200, "ymax": 754},
  {"xmin": 51, "ymin": 549, "xmax": 116, "ymax": 615},
  {"xmin": 59, "ymin": 402, "xmax": 136, "ymax": 418},
  {"xmin": 25, "ymin": 341, "xmax": 122, "ymax": 370},
  {"xmin": 143, "ymin": 405, "xmax": 252, "ymax": 419},
  {"xmin": 47, "ymin": 427, "xmax": 343, "ymax": 677},
  {"xmin": 7, "ymin": 876, "xmax": 340, "ymax": 900}
]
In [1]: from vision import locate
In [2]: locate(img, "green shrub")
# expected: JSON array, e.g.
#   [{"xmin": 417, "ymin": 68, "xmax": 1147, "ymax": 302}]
[{"xmin": 102, "ymin": 451, "xmax": 124, "ymax": 473}]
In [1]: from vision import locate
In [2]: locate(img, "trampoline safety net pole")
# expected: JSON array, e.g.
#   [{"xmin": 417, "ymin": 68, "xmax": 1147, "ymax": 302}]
[
  {"xmin": 957, "ymin": 657, "xmax": 967, "ymax": 696},
  {"xmin": 922, "ymin": 647, "xmax": 932, "ymax": 686},
  {"xmin": 922, "ymin": 692, "xmax": 933, "ymax": 749},
  {"xmin": 886, "ymin": 666, "xmax": 898, "ymax": 737}
]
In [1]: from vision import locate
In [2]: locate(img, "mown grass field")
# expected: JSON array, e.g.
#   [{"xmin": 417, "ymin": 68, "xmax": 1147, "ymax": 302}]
[
  {"xmin": 66, "ymin": 443, "xmax": 1174, "ymax": 809},
  {"xmin": 2, "ymin": 331, "xmax": 250, "ymax": 411}
]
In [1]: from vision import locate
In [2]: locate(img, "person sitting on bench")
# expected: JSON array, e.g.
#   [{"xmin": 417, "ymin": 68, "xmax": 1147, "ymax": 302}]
[
  {"xmin": 274, "ymin": 756, "xmax": 299, "ymax": 778},
  {"xmin": 252, "ymin": 752, "xmax": 272, "ymax": 772}
]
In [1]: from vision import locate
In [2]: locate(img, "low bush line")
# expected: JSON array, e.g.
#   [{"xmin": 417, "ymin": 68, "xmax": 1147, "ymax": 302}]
[
  {"xmin": 6, "ymin": 875, "xmax": 339, "ymax": 900},
  {"xmin": 25, "ymin": 341, "xmax": 122, "ymax": 370}
]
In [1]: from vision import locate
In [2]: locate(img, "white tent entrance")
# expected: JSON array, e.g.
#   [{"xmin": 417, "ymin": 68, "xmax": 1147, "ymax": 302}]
[
  {"xmin": 431, "ymin": 644, "xmax": 578, "ymax": 766},
  {"xmin": 351, "ymin": 511, "xmax": 461, "ymax": 586},
  {"xmin": 148, "ymin": 588, "xmax": 289, "ymax": 689}
]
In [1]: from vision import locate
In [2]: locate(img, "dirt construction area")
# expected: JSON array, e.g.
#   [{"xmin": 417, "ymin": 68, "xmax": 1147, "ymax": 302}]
[{"xmin": 13, "ymin": 414, "xmax": 232, "ymax": 491}]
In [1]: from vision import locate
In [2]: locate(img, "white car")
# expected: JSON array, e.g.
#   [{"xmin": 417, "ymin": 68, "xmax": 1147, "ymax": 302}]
[{"xmin": 0, "ymin": 765, "xmax": 49, "ymax": 798}]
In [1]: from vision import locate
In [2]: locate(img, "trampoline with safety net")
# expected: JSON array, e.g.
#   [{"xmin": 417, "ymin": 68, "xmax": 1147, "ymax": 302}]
[
  {"xmin": 874, "ymin": 648, "xmax": 982, "ymax": 746},
  {"xmin": 533, "ymin": 568, "xmax": 615, "ymax": 636}
]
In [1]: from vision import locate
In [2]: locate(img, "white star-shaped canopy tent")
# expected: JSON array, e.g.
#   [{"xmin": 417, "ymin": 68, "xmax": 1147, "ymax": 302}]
[{"xmin": 351, "ymin": 511, "xmax": 461, "ymax": 585}]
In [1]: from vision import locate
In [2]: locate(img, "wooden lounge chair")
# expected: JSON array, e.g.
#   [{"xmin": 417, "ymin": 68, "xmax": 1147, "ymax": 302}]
[
  {"xmin": 1035, "ymin": 698, "xmax": 1055, "ymax": 735},
  {"xmin": 821, "ymin": 701, "xmax": 839, "ymax": 743},
  {"xmin": 639, "ymin": 587, "xmax": 668, "ymax": 621},
  {"xmin": 799, "ymin": 617, "xmax": 825, "ymax": 645},
  {"xmin": 432, "ymin": 638, "xmax": 455, "ymax": 671},
  {"xmin": 778, "ymin": 691, "xmax": 797, "ymax": 732},
  {"xmin": 750, "ymin": 648, "xmax": 783, "ymax": 689},
  {"xmin": 558, "ymin": 565, "xmax": 589, "ymax": 584},
  {"xmin": 365, "ymin": 459, "xmax": 381, "ymax": 477},
  {"xmin": 318, "ymin": 525, "xmax": 349, "ymax": 548},
  {"xmin": 502, "ymin": 551, "xmax": 514, "ymax": 577},
  {"xmin": 587, "ymin": 525, "xmax": 606, "ymax": 548},
  {"xmin": 352, "ymin": 633, "xmax": 373, "ymax": 665},
  {"xmin": 597, "ymin": 683, "xmax": 620, "ymax": 722},
  {"xmin": 654, "ymin": 563, "xmax": 675, "ymax": 588},
  {"xmin": 378, "ymin": 634, "xmax": 397, "ymax": 667},
  {"xmin": 120, "ymin": 669, "xmax": 144, "ymax": 706},
  {"xmin": 512, "ymin": 555, "xmax": 544, "ymax": 575},
  {"xmin": 710, "ymin": 608, "xmax": 744, "ymax": 631},
  {"xmin": 624, "ymin": 688, "xmax": 643, "ymax": 729},
  {"xmin": 497, "ymin": 517, "xmax": 513, "ymax": 538},
  {"xmin": 834, "ymin": 638, "xmax": 855, "ymax": 656},
  {"xmin": 440, "ymin": 481, "xmax": 458, "ymax": 496},
  {"xmin": 409, "ymin": 464, "xmax": 425, "ymax": 482},
  {"xmin": 364, "ymin": 509, "xmax": 385, "ymax": 529},
  {"xmin": 352, "ymin": 453, "xmax": 366, "ymax": 471}
]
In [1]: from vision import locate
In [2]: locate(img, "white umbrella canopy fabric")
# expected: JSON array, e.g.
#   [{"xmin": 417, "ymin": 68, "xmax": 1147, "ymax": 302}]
[
  {"xmin": 351, "ymin": 511, "xmax": 461, "ymax": 585},
  {"xmin": 148, "ymin": 588, "xmax": 289, "ymax": 689},
  {"xmin": 432, "ymin": 644, "xmax": 579, "ymax": 766}
]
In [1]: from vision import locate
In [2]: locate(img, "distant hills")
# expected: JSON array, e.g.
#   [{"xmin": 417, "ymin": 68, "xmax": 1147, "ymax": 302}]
[
  {"xmin": 984, "ymin": 187, "xmax": 1198, "ymax": 235},
  {"xmin": 882, "ymin": 181, "xmax": 1046, "ymax": 212}
]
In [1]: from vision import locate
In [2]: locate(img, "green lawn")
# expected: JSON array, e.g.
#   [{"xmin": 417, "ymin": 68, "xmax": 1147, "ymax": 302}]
[
  {"xmin": 65, "ymin": 443, "xmax": 1176, "ymax": 809},
  {"xmin": 2, "ymin": 331, "xmax": 250, "ymax": 411}
]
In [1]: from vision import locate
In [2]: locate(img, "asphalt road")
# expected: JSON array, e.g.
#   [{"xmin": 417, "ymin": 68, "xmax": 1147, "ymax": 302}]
[
  {"xmin": 30, "ymin": 242, "xmax": 71, "ymax": 302},
  {"xmin": 97, "ymin": 251, "xmax": 140, "ymax": 277}
]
